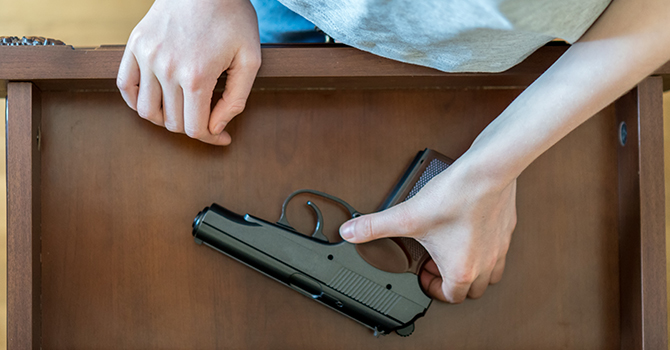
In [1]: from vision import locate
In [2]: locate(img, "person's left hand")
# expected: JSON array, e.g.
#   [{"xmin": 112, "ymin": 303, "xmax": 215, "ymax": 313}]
[{"xmin": 339, "ymin": 161, "xmax": 517, "ymax": 302}]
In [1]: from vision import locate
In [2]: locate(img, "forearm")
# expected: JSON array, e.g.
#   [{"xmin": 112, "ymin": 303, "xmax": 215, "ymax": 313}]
[{"xmin": 460, "ymin": 0, "xmax": 670, "ymax": 186}]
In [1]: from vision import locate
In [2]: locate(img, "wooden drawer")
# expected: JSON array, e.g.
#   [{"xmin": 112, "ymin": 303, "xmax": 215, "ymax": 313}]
[{"xmin": 2, "ymin": 44, "xmax": 668, "ymax": 349}]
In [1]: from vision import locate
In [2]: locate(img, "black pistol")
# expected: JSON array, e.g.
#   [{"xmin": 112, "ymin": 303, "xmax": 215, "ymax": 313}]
[{"xmin": 191, "ymin": 149, "xmax": 453, "ymax": 336}]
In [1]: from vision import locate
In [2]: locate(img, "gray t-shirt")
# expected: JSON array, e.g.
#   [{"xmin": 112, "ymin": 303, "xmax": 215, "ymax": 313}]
[{"xmin": 277, "ymin": 0, "xmax": 612, "ymax": 72}]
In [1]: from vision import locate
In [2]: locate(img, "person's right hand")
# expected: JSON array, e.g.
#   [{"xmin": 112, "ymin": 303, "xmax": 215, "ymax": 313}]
[
  {"xmin": 117, "ymin": 0, "xmax": 261, "ymax": 145},
  {"xmin": 339, "ymin": 159, "xmax": 518, "ymax": 303}
]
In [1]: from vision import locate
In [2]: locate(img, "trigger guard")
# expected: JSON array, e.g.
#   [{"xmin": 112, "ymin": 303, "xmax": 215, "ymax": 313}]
[{"xmin": 276, "ymin": 189, "xmax": 362, "ymax": 229}]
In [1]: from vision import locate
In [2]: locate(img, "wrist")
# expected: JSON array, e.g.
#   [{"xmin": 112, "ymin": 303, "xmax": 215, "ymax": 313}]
[{"xmin": 451, "ymin": 144, "xmax": 521, "ymax": 194}]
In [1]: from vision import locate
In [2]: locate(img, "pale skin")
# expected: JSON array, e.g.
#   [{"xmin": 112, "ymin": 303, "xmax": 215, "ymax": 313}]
[
  {"xmin": 117, "ymin": 0, "xmax": 261, "ymax": 145},
  {"xmin": 118, "ymin": 0, "xmax": 670, "ymax": 303}
]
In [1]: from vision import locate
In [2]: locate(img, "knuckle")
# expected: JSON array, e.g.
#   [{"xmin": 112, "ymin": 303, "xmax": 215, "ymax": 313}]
[
  {"xmin": 468, "ymin": 288, "xmax": 486, "ymax": 300},
  {"xmin": 444, "ymin": 290, "xmax": 467, "ymax": 304},
  {"xmin": 116, "ymin": 75, "xmax": 133, "ymax": 91},
  {"xmin": 164, "ymin": 122, "xmax": 182, "ymax": 133},
  {"xmin": 239, "ymin": 48, "xmax": 262, "ymax": 71},
  {"xmin": 490, "ymin": 275, "xmax": 503, "ymax": 285},
  {"xmin": 490, "ymin": 269, "xmax": 505, "ymax": 284},
  {"xmin": 136, "ymin": 105, "xmax": 151, "ymax": 120},
  {"xmin": 181, "ymin": 69, "xmax": 213, "ymax": 93},
  {"xmin": 184, "ymin": 126, "xmax": 206, "ymax": 139},
  {"xmin": 142, "ymin": 44, "xmax": 161, "ymax": 64},
  {"xmin": 226, "ymin": 99, "xmax": 247, "ymax": 116},
  {"xmin": 137, "ymin": 106, "xmax": 160, "ymax": 124},
  {"xmin": 358, "ymin": 218, "xmax": 374, "ymax": 240},
  {"xmin": 486, "ymin": 256, "xmax": 498, "ymax": 272},
  {"xmin": 245, "ymin": 54, "xmax": 262, "ymax": 71},
  {"xmin": 126, "ymin": 32, "xmax": 140, "ymax": 47},
  {"xmin": 450, "ymin": 267, "xmax": 478, "ymax": 286},
  {"xmin": 499, "ymin": 244, "xmax": 510, "ymax": 257},
  {"xmin": 156, "ymin": 59, "xmax": 177, "ymax": 80},
  {"xmin": 503, "ymin": 211, "xmax": 518, "ymax": 234},
  {"xmin": 509, "ymin": 215, "xmax": 518, "ymax": 231}
]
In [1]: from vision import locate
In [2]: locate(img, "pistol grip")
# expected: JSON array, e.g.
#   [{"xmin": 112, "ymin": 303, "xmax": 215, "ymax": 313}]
[
  {"xmin": 356, "ymin": 237, "xmax": 430, "ymax": 275},
  {"xmin": 355, "ymin": 239, "xmax": 410, "ymax": 274},
  {"xmin": 393, "ymin": 237, "xmax": 430, "ymax": 275},
  {"xmin": 362, "ymin": 149, "xmax": 453, "ymax": 275}
]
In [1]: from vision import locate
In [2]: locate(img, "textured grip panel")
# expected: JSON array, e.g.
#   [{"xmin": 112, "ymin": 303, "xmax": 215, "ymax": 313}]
[
  {"xmin": 329, "ymin": 268, "xmax": 401, "ymax": 315},
  {"xmin": 398, "ymin": 237, "xmax": 426, "ymax": 262},
  {"xmin": 405, "ymin": 158, "xmax": 450, "ymax": 201},
  {"xmin": 401, "ymin": 158, "xmax": 450, "ymax": 262}
]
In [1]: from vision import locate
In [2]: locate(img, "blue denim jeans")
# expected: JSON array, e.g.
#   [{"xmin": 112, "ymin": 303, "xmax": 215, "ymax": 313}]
[{"xmin": 250, "ymin": 0, "xmax": 326, "ymax": 43}]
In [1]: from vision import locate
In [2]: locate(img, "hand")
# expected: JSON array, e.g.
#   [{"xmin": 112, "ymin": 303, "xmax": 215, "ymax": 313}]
[
  {"xmin": 117, "ymin": 0, "xmax": 261, "ymax": 145},
  {"xmin": 339, "ymin": 161, "xmax": 517, "ymax": 303}
]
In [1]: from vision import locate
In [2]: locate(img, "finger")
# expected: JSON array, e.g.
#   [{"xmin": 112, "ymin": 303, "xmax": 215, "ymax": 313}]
[
  {"xmin": 183, "ymin": 88, "xmax": 232, "ymax": 145},
  {"xmin": 208, "ymin": 51, "xmax": 261, "ymax": 135},
  {"xmin": 160, "ymin": 81, "xmax": 185, "ymax": 133},
  {"xmin": 420, "ymin": 260, "xmax": 472, "ymax": 303},
  {"xmin": 117, "ymin": 49, "xmax": 141, "ymax": 111},
  {"xmin": 489, "ymin": 256, "xmax": 506, "ymax": 284},
  {"xmin": 136, "ymin": 67, "xmax": 164, "ymax": 126},
  {"xmin": 441, "ymin": 278, "xmax": 471, "ymax": 304},
  {"xmin": 339, "ymin": 203, "xmax": 419, "ymax": 244},
  {"xmin": 439, "ymin": 263, "xmax": 475, "ymax": 304},
  {"xmin": 467, "ymin": 271, "xmax": 492, "ymax": 299},
  {"xmin": 420, "ymin": 268, "xmax": 448, "ymax": 302},
  {"xmin": 423, "ymin": 258, "xmax": 440, "ymax": 276}
]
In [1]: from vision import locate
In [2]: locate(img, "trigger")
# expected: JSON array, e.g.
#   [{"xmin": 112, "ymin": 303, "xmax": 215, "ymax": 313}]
[{"xmin": 307, "ymin": 201, "xmax": 329, "ymax": 243}]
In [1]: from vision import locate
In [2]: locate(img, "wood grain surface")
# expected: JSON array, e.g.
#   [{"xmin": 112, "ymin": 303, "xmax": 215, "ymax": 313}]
[
  {"xmin": 665, "ymin": 91, "xmax": 670, "ymax": 347},
  {"xmin": 0, "ymin": 44, "xmax": 570, "ymax": 98},
  {"xmin": 0, "ymin": 44, "xmax": 566, "ymax": 81},
  {"xmin": 6, "ymin": 83, "xmax": 41, "ymax": 350},
  {"xmin": 1, "ymin": 44, "xmax": 669, "ymax": 98},
  {"xmin": 617, "ymin": 86, "xmax": 644, "ymax": 350},
  {"xmin": 637, "ymin": 78, "xmax": 667, "ymax": 349},
  {"xmin": 1, "ymin": 96, "xmax": 6, "ymax": 350},
  {"xmin": 2, "ymin": 45, "xmax": 670, "ymax": 84},
  {"xmin": 36, "ymin": 87, "xmax": 621, "ymax": 349},
  {"xmin": 616, "ymin": 78, "xmax": 668, "ymax": 350}
]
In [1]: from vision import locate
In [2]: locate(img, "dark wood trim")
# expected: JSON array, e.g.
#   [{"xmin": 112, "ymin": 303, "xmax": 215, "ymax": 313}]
[
  {"xmin": 0, "ymin": 45, "xmax": 566, "ymax": 92},
  {"xmin": 0, "ymin": 45, "xmax": 667, "ymax": 92},
  {"xmin": 0, "ymin": 45, "xmax": 567, "ymax": 81},
  {"xmin": 22, "ymin": 75, "xmax": 542, "ymax": 93},
  {"xmin": 6, "ymin": 83, "xmax": 42, "ymax": 350},
  {"xmin": 617, "ymin": 83, "xmax": 642, "ymax": 350},
  {"xmin": 636, "ymin": 77, "xmax": 668, "ymax": 349},
  {"xmin": 616, "ymin": 77, "xmax": 667, "ymax": 350},
  {"xmin": 1, "ymin": 44, "xmax": 668, "ymax": 79}
]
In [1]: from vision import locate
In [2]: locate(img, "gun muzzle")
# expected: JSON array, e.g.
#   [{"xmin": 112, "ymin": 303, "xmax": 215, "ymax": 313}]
[{"xmin": 192, "ymin": 210, "xmax": 205, "ymax": 235}]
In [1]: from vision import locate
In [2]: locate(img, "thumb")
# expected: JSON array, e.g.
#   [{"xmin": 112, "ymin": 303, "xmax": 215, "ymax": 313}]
[{"xmin": 339, "ymin": 205, "xmax": 417, "ymax": 243}]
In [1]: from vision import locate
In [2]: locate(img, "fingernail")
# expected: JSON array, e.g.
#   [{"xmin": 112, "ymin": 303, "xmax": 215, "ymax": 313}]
[
  {"xmin": 214, "ymin": 123, "xmax": 225, "ymax": 134},
  {"xmin": 340, "ymin": 221, "xmax": 354, "ymax": 240}
]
